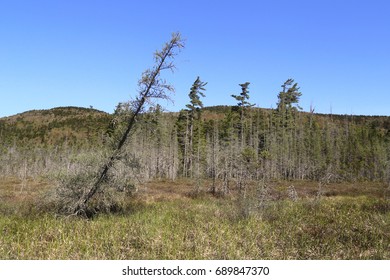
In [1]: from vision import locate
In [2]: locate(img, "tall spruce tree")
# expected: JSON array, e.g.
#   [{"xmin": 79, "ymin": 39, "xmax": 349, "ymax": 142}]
[
  {"xmin": 231, "ymin": 82, "xmax": 255, "ymax": 108},
  {"xmin": 277, "ymin": 79, "xmax": 302, "ymax": 112},
  {"xmin": 231, "ymin": 82, "xmax": 255, "ymax": 146},
  {"xmin": 184, "ymin": 76, "xmax": 207, "ymax": 177},
  {"xmin": 186, "ymin": 76, "xmax": 207, "ymax": 117},
  {"xmin": 274, "ymin": 79, "xmax": 302, "ymax": 179}
]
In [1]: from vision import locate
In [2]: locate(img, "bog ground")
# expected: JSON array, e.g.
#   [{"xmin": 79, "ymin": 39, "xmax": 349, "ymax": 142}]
[{"xmin": 1, "ymin": 177, "xmax": 389, "ymax": 260}]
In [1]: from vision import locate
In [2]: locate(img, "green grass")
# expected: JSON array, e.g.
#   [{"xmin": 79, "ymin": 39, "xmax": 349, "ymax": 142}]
[{"xmin": 1, "ymin": 194, "xmax": 389, "ymax": 259}]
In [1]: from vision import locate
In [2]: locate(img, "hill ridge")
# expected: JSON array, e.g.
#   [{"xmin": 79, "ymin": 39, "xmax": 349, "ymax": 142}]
[
  {"xmin": 0, "ymin": 106, "xmax": 112, "ymax": 147},
  {"xmin": 1, "ymin": 105, "xmax": 390, "ymax": 147}
]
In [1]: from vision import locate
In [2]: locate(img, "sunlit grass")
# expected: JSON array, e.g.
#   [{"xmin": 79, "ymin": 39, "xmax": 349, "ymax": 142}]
[{"xmin": 1, "ymin": 193, "xmax": 389, "ymax": 259}]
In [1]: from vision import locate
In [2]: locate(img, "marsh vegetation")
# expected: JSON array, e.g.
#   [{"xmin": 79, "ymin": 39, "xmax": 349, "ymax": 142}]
[
  {"xmin": 1, "ymin": 177, "xmax": 389, "ymax": 259},
  {"xmin": 1, "ymin": 34, "xmax": 389, "ymax": 259}
]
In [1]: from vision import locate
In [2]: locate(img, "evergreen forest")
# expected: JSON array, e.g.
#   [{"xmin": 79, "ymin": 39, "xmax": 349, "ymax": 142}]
[{"xmin": 1, "ymin": 81, "xmax": 389, "ymax": 188}]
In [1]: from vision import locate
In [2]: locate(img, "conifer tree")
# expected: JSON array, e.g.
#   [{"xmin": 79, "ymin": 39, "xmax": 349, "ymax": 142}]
[
  {"xmin": 274, "ymin": 79, "xmax": 302, "ymax": 179},
  {"xmin": 231, "ymin": 82, "xmax": 255, "ymax": 109},
  {"xmin": 277, "ymin": 79, "xmax": 302, "ymax": 112},
  {"xmin": 186, "ymin": 76, "xmax": 207, "ymax": 118},
  {"xmin": 185, "ymin": 76, "xmax": 207, "ymax": 177},
  {"xmin": 231, "ymin": 82, "xmax": 255, "ymax": 146}
]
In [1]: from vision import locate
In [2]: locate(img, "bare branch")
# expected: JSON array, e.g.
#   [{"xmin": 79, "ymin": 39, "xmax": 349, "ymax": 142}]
[{"xmin": 74, "ymin": 32, "xmax": 185, "ymax": 214}]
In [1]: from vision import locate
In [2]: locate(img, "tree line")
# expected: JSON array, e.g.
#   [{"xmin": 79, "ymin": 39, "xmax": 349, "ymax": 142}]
[
  {"xmin": 1, "ymin": 75, "xmax": 389, "ymax": 187},
  {"xmin": 115, "ymin": 77, "xmax": 389, "ymax": 191},
  {"xmin": 1, "ymin": 33, "xmax": 389, "ymax": 215}
]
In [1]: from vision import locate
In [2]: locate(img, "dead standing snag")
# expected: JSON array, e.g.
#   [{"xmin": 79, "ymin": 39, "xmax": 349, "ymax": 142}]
[{"xmin": 74, "ymin": 33, "xmax": 184, "ymax": 215}]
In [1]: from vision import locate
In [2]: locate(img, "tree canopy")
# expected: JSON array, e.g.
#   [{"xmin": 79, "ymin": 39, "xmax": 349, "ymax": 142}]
[{"xmin": 277, "ymin": 79, "xmax": 302, "ymax": 112}]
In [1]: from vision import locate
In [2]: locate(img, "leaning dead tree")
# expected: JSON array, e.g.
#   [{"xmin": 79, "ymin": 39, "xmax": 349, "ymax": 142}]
[{"xmin": 73, "ymin": 32, "xmax": 184, "ymax": 215}]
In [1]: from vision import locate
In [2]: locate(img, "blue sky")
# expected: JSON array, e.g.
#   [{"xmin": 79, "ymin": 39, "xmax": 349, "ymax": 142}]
[{"xmin": 0, "ymin": 0, "xmax": 389, "ymax": 117}]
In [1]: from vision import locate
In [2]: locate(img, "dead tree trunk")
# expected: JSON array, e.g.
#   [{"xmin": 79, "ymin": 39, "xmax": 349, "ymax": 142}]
[{"xmin": 74, "ymin": 33, "xmax": 184, "ymax": 214}]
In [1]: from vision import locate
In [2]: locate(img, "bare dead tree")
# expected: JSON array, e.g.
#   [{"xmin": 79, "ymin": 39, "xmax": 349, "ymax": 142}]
[{"xmin": 74, "ymin": 32, "xmax": 184, "ymax": 215}]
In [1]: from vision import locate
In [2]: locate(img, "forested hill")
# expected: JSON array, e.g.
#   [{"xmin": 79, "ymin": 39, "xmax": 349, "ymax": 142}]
[
  {"xmin": 1, "ymin": 105, "xmax": 390, "ymax": 147},
  {"xmin": 0, "ymin": 106, "xmax": 112, "ymax": 147},
  {"xmin": 1, "ymin": 105, "xmax": 390, "ymax": 182}
]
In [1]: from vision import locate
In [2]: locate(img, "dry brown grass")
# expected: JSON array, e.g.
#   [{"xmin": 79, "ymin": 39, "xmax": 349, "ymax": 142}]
[
  {"xmin": 0, "ymin": 176, "xmax": 386, "ymax": 219},
  {"xmin": 1, "ymin": 177, "xmax": 389, "ymax": 260},
  {"xmin": 0, "ymin": 177, "xmax": 49, "ymax": 202},
  {"xmin": 264, "ymin": 180, "xmax": 387, "ymax": 200},
  {"xmin": 138, "ymin": 179, "xmax": 194, "ymax": 202},
  {"xmin": 0, "ymin": 177, "xmax": 50, "ymax": 214},
  {"xmin": 1, "ymin": 176, "xmax": 386, "ymax": 208}
]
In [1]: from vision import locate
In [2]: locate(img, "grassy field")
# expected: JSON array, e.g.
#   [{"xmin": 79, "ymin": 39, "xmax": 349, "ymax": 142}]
[{"xmin": 0, "ymin": 177, "xmax": 389, "ymax": 259}]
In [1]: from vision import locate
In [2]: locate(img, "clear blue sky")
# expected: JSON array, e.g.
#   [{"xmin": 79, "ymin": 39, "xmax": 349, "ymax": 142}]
[{"xmin": 1, "ymin": 0, "xmax": 389, "ymax": 117}]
